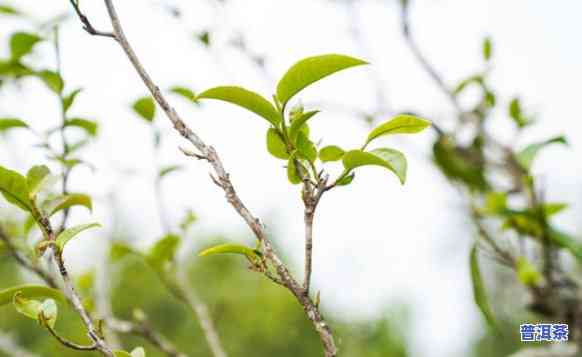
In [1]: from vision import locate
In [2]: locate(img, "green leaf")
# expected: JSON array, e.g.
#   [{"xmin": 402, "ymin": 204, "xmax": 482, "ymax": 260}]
[
  {"xmin": 114, "ymin": 351, "xmax": 133, "ymax": 357},
  {"xmin": 296, "ymin": 132, "xmax": 317, "ymax": 162},
  {"xmin": 469, "ymin": 245, "xmax": 497, "ymax": 329},
  {"xmin": 549, "ymin": 228, "xmax": 582, "ymax": 263},
  {"xmin": 0, "ymin": 165, "xmax": 32, "ymax": 211},
  {"xmin": 0, "ymin": 118, "xmax": 28, "ymax": 132},
  {"xmin": 132, "ymin": 97, "xmax": 156, "ymax": 122},
  {"xmin": 63, "ymin": 88, "xmax": 82, "ymax": 113},
  {"xmin": 198, "ymin": 243, "xmax": 260, "ymax": 261},
  {"xmin": 0, "ymin": 285, "xmax": 65, "ymax": 306},
  {"xmin": 336, "ymin": 172, "xmax": 355, "ymax": 186},
  {"xmin": 38, "ymin": 298, "xmax": 58, "ymax": 328},
  {"xmin": 483, "ymin": 37, "xmax": 493, "ymax": 61},
  {"xmin": 10, "ymin": 32, "xmax": 42, "ymax": 60},
  {"xmin": 543, "ymin": 203, "xmax": 568, "ymax": 217},
  {"xmin": 130, "ymin": 347, "xmax": 146, "ymax": 357},
  {"xmin": 13, "ymin": 292, "xmax": 42, "ymax": 320},
  {"xmin": 37, "ymin": 70, "xmax": 64, "ymax": 94},
  {"xmin": 366, "ymin": 115, "xmax": 431, "ymax": 145},
  {"xmin": 288, "ymin": 110, "xmax": 319, "ymax": 143},
  {"xmin": 453, "ymin": 75, "xmax": 484, "ymax": 95},
  {"xmin": 516, "ymin": 257, "xmax": 541, "ymax": 286},
  {"xmin": 287, "ymin": 156, "xmax": 302, "ymax": 185},
  {"xmin": 55, "ymin": 223, "xmax": 101, "ymax": 251},
  {"xmin": 319, "ymin": 145, "xmax": 345, "ymax": 162},
  {"xmin": 197, "ymin": 31, "xmax": 211, "ymax": 47},
  {"xmin": 45, "ymin": 193, "xmax": 92, "ymax": 216},
  {"xmin": 516, "ymin": 136, "xmax": 567, "ymax": 171},
  {"xmin": 481, "ymin": 192, "xmax": 507, "ymax": 215},
  {"xmin": 110, "ymin": 242, "xmax": 139, "ymax": 262},
  {"xmin": 508, "ymin": 98, "xmax": 531, "ymax": 128},
  {"xmin": 65, "ymin": 118, "xmax": 98, "ymax": 136},
  {"xmin": 276, "ymin": 54, "xmax": 368, "ymax": 106},
  {"xmin": 197, "ymin": 86, "xmax": 280, "ymax": 126},
  {"xmin": 342, "ymin": 148, "xmax": 407, "ymax": 184},
  {"xmin": 266, "ymin": 128, "xmax": 289, "ymax": 159},
  {"xmin": 179, "ymin": 209, "xmax": 198, "ymax": 231},
  {"xmin": 147, "ymin": 234, "xmax": 181, "ymax": 270},
  {"xmin": 0, "ymin": 5, "xmax": 20, "ymax": 15},
  {"xmin": 159, "ymin": 165, "xmax": 182, "ymax": 179},
  {"xmin": 170, "ymin": 86, "xmax": 197, "ymax": 103},
  {"xmin": 26, "ymin": 165, "xmax": 52, "ymax": 199}
]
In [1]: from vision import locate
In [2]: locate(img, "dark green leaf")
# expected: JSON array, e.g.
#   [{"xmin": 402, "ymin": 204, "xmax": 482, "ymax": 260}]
[
  {"xmin": 0, "ymin": 165, "xmax": 32, "ymax": 211},
  {"xmin": 508, "ymin": 98, "xmax": 531, "ymax": 128},
  {"xmin": 26, "ymin": 165, "xmax": 52, "ymax": 199},
  {"xmin": 132, "ymin": 97, "xmax": 156, "ymax": 122},
  {"xmin": 65, "ymin": 118, "xmax": 98, "ymax": 136},
  {"xmin": 296, "ymin": 132, "xmax": 317, "ymax": 162},
  {"xmin": 276, "ymin": 54, "xmax": 368, "ymax": 106},
  {"xmin": 319, "ymin": 145, "xmax": 345, "ymax": 162},
  {"xmin": 10, "ymin": 32, "xmax": 42, "ymax": 59},
  {"xmin": 55, "ymin": 223, "xmax": 101, "ymax": 251},
  {"xmin": 470, "ymin": 245, "xmax": 497, "ymax": 329},
  {"xmin": 0, "ymin": 118, "xmax": 28, "ymax": 132},
  {"xmin": 37, "ymin": 70, "xmax": 64, "ymax": 94},
  {"xmin": 45, "ymin": 193, "xmax": 92, "ymax": 216},
  {"xmin": 197, "ymin": 31, "xmax": 210, "ymax": 47},
  {"xmin": 266, "ymin": 128, "xmax": 289, "ymax": 159},
  {"xmin": 342, "ymin": 148, "xmax": 407, "ymax": 184},
  {"xmin": 366, "ymin": 115, "xmax": 430, "ymax": 145},
  {"xmin": 289, "ymin": 110, "xmax": 319, "ymax": 143},
  {"xmin": 197, "ymin": 86, "xmax": 280, "ymax": 126},
  {"xmin": 198, "ymin": 243, "xmax": 260, "ymax": 261},
  {"xmin": 0, "ymin": 285, "xmax": 65, "ymax": 306},
  {"xmin": 516, "ymin": 136, "xmax": 567, "ymax": 170}
]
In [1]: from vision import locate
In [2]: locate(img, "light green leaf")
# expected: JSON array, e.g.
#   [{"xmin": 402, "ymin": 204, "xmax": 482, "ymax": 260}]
[
  {"xmin": 197, "ymin": 86, "xmax": 280, "ymax": 126},
  {"xmin": 13, "ymin": 292, "xmax": 42, "ymax": 320},
  {"xmin": 508, "ymin": 97, "xmax": 531, "ymax": 128},
  {"xmin": 544, "ymin": 203, "xmax": 568, "ymax": 217},
  {"xmin": 198, "ymin": 243, "xmax": 260, "ymax": 261},
  {"xmin": 39, "ymin": 298, "xmax": 58, "ymax": 328},
  {"xmin": 26, "ymin": 165, "xmax": 54, "ymax": 199},
  {"xmin": 159, "ymin": 165, "xmax": 182, "ymax": 179},
  {"xmin": 45, "ymin": 193, "xmax": 93, "ymax": 216},
  {"xmin": 516, "ymin": 136, "xmax": 567, "ymax": 170},
  {"xmin": 0, "ymin": 285, "xmax": 65, "ymax": 306},
  {"xmin": 366, "ymin": 115, "xmax": 431, "ymax": 145},
  {"xmin": 549, "ymin": 228, "xmax": 582, "ymax": 263},
  {"xmin": 470, "ymin": 245, "xmax": 497, "ymax": 329},
  {"xmin": 287, "ymin": 156, "xmax": 302, "ymax": 185},
  {"xmin": 0, "ymin": 165, "xmax": 32, "ymax": 211},
  {"xmin": 342, "ymin": 148, "xmax": 407, "ymax": 184},
  {"xmin": 131, "ymin": 347, "xmax": 146, "ymax": 357},
  {"xmin": 110, "ymin": 242, "xmax": 140, "ymax": 262},
  {"xmin": 0, "ymin": 118, "xmax": 28, "ymax": 132},
  {"xmin": 63, "ymin": 88, "xmax": 82, "ymax": 113},
  {"xmin": 132, "ymin": 97, "xmax": 156, "ymax": 122},
  {"xmin": 453, "ymin": 75, "xmax": 484, "ymax": 95},
  {"xmin": 10, "ymin": 32, "xmax": 42, "ymax": 59},
  {"xmin": 179, "ymin": 209, "xmax": 198, "ymax": 232},
  {"xmin": 114, "ymin": 351, "xmax": 133, "ymax": 357},
  {"xmin": 170, "ymin": 86, "xmax": 197, "ymax": 103},
  {"xmin": 147, "ymin": 234, "xmax": 181, "ymax": 270},
  {"xmin": 480, "ymin": 192, "xmax": 507, "ymax": 216},
  {"xmin": 36, "ymin": 70, "xmax": 64, "ymax": 94},
  {"xmin": 276, "ymin": 54, "xmax": 368, "ymax": 106},
  {"xmin": 266, "ymin": 128, "xmax": 289, "ymax": 159},
  {"xmin": 65, "ymin": 118, "xmax": 98, "ymax": 136},
  {"xmin": 0, "ymin": 5, "xmax": 20, "ymax": 15},
  {"xmin": 483, "ymin": 37, "xmax": 493, "ymax": 61},
  {"xmin": 55, "ymin": 223, "xmax": 101, "ymax": 251},
  {"xmin": 516, "ymin": 257, "xmax": 541, "ymax": 286},
  {"xmin": 296, "ymin": 132, "xmax": 317, "ymax": 162},
  {"xmin": 289, "ymin": 110, "xmax": 319, "ymax": 143},
  {"xmin": 336, "ymin": 172, "xmax": 355, "ymax": 186},
  {"xmin": 319, "ymin": 145, "xmax": 345, "ymax": 162}
]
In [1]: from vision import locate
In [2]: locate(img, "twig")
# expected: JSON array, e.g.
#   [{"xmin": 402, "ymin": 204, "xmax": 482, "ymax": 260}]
[
  {"xmin": 68, "ymin": 0, "xmax": 116, "ymax": 39},
  {"xmin": 74, "ymin": 1, "xmax": 338, "ymax": 354},
  {"xmin": 41, "ymin": 313, "xmax": 98, "ymax": 351}
]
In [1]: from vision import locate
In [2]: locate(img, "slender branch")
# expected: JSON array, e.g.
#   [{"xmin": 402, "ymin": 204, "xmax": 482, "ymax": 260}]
[
  {"xmin": 68, "ymin": 0, "xmax": 116, "ymax": 39},
  {"xmin": 73, "ymin": 1, "xmax": 338, "ymax": 354},
  {"xmin": 41, "ymin": 314, "xmax": 98, "ymax": 351}
]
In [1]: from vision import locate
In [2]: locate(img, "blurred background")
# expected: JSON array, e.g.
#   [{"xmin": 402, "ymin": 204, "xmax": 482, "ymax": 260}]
[{"xmin": 1, "ymin": 0, "xmax": 581, "ymax": 356}]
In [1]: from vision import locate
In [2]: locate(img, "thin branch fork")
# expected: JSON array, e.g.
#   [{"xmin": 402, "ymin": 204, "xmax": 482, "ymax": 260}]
[
  {"xmin": 67, "ymin": 1, "xmax": 338, "ymax": 355},
  {"xmin": 68, "ymin": 0, "xmax": 116, "ymax": 39}
]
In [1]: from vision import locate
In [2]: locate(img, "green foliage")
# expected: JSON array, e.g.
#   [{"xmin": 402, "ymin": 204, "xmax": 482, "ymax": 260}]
[
  {"xmin": 133, "ymin": 96, "xmax": 156, "ymax": 122},
  {"xmin": 433, "ymin": 136, "xmax": 489, "ymax": 191},
  {"xmin": 482, "ymin": 37, "xmax": 493, "ymax": 61},
  {"xmin": 0, "ymin": 5, "xmax": 20, "ymax": 15},
  {"xmin": 366, "ymin": 115, "xmax": 431, "ymax": 145},
  {"xmin": 0, "ymin": 285, "xmax": 65, "ymax": 306},
  {"xmin": 296, "ymin": 132, "xmax": 317, "ymax": 162},
  {"xmin": 63, "ymin": 88, "xmax": 82, "ymax": 112},
  {"xmin": 170, "ymin": 86, "xmax": 198, "ymax": 104},
  {"xmin": 159, "ymin": 165, "xmax": 183, "ymax": 179},
  {"xmin": 288, "ymin": 110, "xmax": 319, "ymax": 143},
  {"xmin": 266, "ymin": 128, "xmax": 289, "ymax": 159},
  {"xmin": 276, "ymin": 54, "xmax": 368, "ymax": 106},
  {"xmin": 343, "ymin": 148, "xmax": 407, "ymax": 184},
  {"xmin": 515, "ymin": 136, "xmax": 567, "ymax": 171},
  {"xmin": 286, "ymin": 155, "xmax": 302, "ymax": 185},
  {"xmin": 10, "ymin": 32, "xmax": 42, "ymax": 60},
  {"xmin": 0, "ymin": 118, "xmax": 28, "ymax": 132},
  {"xmin": 197, "ymin": 86, "xmax": 281, "ymax": 126},
  {"xmin": 147, "ymin": 234, "xmax": 181, "ymax": 271},
  {"xmin": 0, "ymin": 165, "xmax": 32, "ymax": 211},
  {"xmin": 198, "ymin": 243, "xmax": 260, "ymax": 262},
  {"xmin": 36, "ymin": 70, "xmax": 64, "ymax": 94},
  {"xmin": 26, "ymin": 165, "xmax": 52, "ymax": 199},
  {"xmin": 13, "ymin": 293, "xmax": 58, "ymax": 328},
  {"xmin": 508, "ymin": 98, "xmax": 532, "ymax": 128},
  {"xmin": 515, "ymin": 257, "xmax": 541, "ymax": 287},
  {"xmin": 319, "ymin": 145, "xmax": 345, "ymax": 162},
  {"xmin": 65, "ymin": 118, "xmax": 98, "ymax": 136},
  {"xmin": 44, "ymin": 193, "xmax": 93, "ymax": 216},
  {"xmin": 469, "ymin": 246, "xmax": 496, "ymax": 329},
  {"xmin": 55, "ymin": 223, "xmax": 101, "ymax": 251}
]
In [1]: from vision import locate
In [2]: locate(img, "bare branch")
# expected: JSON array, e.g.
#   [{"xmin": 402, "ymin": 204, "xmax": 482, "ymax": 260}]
[{"xmin": 68, "ymin": 0, "xmax": 116, "ymax": 39}]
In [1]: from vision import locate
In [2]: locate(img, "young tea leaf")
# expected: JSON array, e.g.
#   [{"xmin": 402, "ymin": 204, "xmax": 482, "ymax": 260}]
[
  {"xmin": 13, "ymin": 293, "xmax": 42, "ymax": 321},
  {"xmin": 63, "ymin": 88, "xmax": 82, "ymax": 113},
  {"xmin": 170, "ymin": 86, "xmax": 197, "ymax": 103},
  {"xmin": 342, "ymin": 148, "xmax": 407, "ymax": 184},
  {"xmin": 516, "ymin": 257, "xmax": 541, "ymax": 287},
  {"xmin": 132, "ymin": 97, "xmax": 156, "ymax": 122},
  {"xmin": 0, "ymin": 165, "xmax": 32, "ymax": 211},
  {"xmin": 45, "ymin": 193, "xmax": 93, "ymax": 216},
  {"xmin": 26, "ymin": 165, "xmax": 52, "ymax": 199},
  {"xmin": 10, "ymin": 32, "xmax": 42, "ymax": 60},
  {"xmin": 296, "ymin": 132, "xmax": 317, "ymax": 162},
  {"xmin": 65, "ymin": 118, "xmax": 98, "ymax": 137},
  {"xmin": 55, "ymin": 223, "xmax": 101, "ymax": 251},
  {"xmin": 147, "ymin": 234, "xmax": 181, "ymax": 270},
  {"xmin": 266, "ymin": 128, "xmax": 289, "ymax": 159},
  {"xmin": 516, "ymin": 136, "xmax": 567, "ymax": 171},
  {"xmin": 276, "ymin": 54, "xmax": 368, "ymax": 106},
  {"xmin": 470, "ymin": 245, "xmax": 497, "ymax": 329},
  {"xmin": 0, "ymin": 118, "xmax": 28, "ymax": 132},
  {"xmin": 287, "ymin": 156, "xmax": 302, "ymax": 185},
  {"xmin": 114, "ymin": 351, "xmax": 133, "ymax": 357},
  {"xmin": 159, "ymin": 165, "xmax": 183, "ymax": 179},
  {"xmin": 319, "ymin": 145, "xmax": 345, "ymax": 162},
  {"xmin": 36, "ymin": 70, "xmax": 64, "ymax": 94},
  {"xmin": 366, "ymin": 115, "xmax": 431, "ymax": 145},
  {"xmin": 288, "ymin": 110, "xmax": 319, "ymax": 143},
  {"xmin": 483, "ymin": 37, "xmax": 493, "ymax": 61},
  {"xmin": 197, "ymin": 86, "xmax": 281, "ymax": 126},
  {"xmin": 0, "ymin": 285, "xmax": 65, "ymax": 306},
  {"xmin": 198, "ymin": 243, "xmax": 260, "ymax": 261}
]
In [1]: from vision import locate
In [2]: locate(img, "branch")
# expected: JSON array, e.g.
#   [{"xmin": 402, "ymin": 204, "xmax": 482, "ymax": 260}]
[
  {"xmin": 71, "ymin": 1, "xmax": 338, "ymax": 354},
  {"xmin": 40, "ymin": 313, "xmax": 98, "ymax": 351},
  {"xmin": 68, "ymin": 0, "xmax": 116, "ymax": 39}
]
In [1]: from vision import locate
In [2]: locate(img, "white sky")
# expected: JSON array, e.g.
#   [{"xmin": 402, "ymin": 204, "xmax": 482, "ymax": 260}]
[{"xmin": 2, "ymin": 1, "xmax": 582, "ymax": 356}]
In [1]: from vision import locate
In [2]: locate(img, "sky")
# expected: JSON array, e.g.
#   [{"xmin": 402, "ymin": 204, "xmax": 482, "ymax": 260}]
[{"xmin": 1, "ymin": 1, "xmax": 582, "ymax": 356}]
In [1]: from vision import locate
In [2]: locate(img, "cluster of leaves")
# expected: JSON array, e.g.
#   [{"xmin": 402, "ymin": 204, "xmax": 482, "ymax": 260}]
[{"xmin": 431, "ymin": 36, "xmax": 578, "ymax": 329}]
